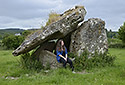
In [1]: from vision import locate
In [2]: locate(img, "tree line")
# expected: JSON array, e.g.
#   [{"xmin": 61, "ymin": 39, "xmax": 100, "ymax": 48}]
[{"xmin": 0, "ymin": 18, "xmax": 125, "ymax": 50}]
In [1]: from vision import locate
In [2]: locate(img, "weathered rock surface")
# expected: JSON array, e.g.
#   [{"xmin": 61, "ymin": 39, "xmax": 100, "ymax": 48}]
[
  {"xmin": 70, "ymin": 18, "xmax": 108, "ymax": 56},
  {"xmin": 38, "ymin": 50, "xmax": 62, "ymax": 69},
  {"xmin": 12, "ymin": 6, "xmax": 87, "ymax": 56}
]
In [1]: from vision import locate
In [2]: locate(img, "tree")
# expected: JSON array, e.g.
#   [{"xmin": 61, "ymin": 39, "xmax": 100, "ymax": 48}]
[
  {"xmin": 109, "ymin": 29, "xmax": 113, "ymax": 38},
  {"xmin": 0, "ymin": 35, "xmax": 2, "ymax": 40},
  {"xmin": 22, "ymin": 30, "xmax": 32, "ymax": 38},
  {"xmin": 118, "ymin": 22, "xmax": 125, "ymax": 43},
  {"xmin": 2, "ymin": 35, "xmax": 24, "ymax": 49}
]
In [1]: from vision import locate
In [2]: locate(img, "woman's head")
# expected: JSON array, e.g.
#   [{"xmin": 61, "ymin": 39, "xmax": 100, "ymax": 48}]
[
  {"xmin": 61, "ymin": 40, "xmax": 64, "ymax": 46},
  {"xmin": 56, "ymin": 39, "xmax": 65, "ymax": 51}
]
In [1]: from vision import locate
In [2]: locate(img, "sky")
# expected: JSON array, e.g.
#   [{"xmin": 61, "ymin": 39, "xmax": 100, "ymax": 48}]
[{"xmin": 0, "ymin": 0, "xmax": 125, "ymax": 31}]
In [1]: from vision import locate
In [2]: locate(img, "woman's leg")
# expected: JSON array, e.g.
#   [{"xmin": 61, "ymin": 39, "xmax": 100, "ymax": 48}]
[
  {"xmin": 67, "ymin": 57, "xmax": 74, "ymax": 71},
  {"xmin": 59, "ymin": 57, "xmax": 67, "ymax": 68}
]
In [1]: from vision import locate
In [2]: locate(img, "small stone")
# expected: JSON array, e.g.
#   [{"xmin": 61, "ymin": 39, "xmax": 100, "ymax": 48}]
[
  {"xmin": 11, "ymin": 77, "xmax": 15, "ymax": 80},
  {"xmin": 44, "ymin": 70, "xmax": 49, "ymax": 73},
  {"xmin": 25, "ymin": 74, "xmax": 29, "ymax": 77},
  {"xmin": 5, "ymin": 77, "xmax": 8, "ymax": 79}
]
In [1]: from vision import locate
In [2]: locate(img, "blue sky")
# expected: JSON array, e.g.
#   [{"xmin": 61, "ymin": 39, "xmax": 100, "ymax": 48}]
[{"xmin": 0, "ymin": 0, "xmax": 125, "ymax": 31}]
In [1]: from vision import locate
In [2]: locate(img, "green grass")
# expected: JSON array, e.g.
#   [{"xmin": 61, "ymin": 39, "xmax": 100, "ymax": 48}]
[{"xmin": 0, "ymin": 48, "xmax": 125, "ymax": 85}]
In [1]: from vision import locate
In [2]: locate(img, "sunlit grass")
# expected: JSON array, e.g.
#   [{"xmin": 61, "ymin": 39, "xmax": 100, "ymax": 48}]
[{"xmin": 0, "ymin": 48, "xmax": 125, "ymax": 85}]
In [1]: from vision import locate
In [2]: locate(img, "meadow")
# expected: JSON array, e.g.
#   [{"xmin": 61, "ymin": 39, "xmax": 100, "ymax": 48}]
[{"xmin": 0, "ymin": 48, "xmax": 125, "ymax": 85}]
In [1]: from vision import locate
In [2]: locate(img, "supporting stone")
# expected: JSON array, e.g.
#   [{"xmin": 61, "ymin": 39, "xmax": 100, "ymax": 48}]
[{"xmin": 70, "ymin": 18, "xmax": 108, "ymax": 56}]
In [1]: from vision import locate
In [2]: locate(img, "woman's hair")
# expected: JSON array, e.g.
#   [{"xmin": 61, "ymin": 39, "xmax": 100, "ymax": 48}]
[{"xmin": 56, "ymin": 39, "xmax": 65, "ymax": 51}]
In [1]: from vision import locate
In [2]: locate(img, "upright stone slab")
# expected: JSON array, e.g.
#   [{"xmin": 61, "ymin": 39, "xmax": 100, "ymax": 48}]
[
  {"xmin": 70, "ymin": 18, "xmax": 108, "ymax": 56},
  {"xmin": 38, "ymin": 50, "xmax": 62, "ymax": 69},
  {"xmin": 12, "ymin": 6, "xmax": 87, "ymax": 56}
]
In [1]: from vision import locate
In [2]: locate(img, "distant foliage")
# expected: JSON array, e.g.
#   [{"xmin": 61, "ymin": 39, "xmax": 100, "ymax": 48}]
[
  {"xmin": 108, "ymin": 38, "xmax": 122, "ymax": 44},
  {"xmin": 68, "ymin": 51, "xmax": 116, "ymax": 71},
  {"xmin": 45, "ymin": 12, "xmax": 60, "ymax": 26},
  {"xmin": 22, "ymin": 30, "xmax": 33, "ymax": 39},
  {"xmin": 0, "ymin": 29, "xmax": 24, "ymax": 40},
  {"xmin": 0, "ymin": 35, "xmax": 2, "ymax": 40},
  {"xmin": 108, "ymin": 38, "xmax": 125, "ymax": 48},
  {"xmin": 2, "ymin": 35, "xmax": 24, "ymax": 49},
  {"xmin": 105, "ymin": 29, "xmax": 118, "ymax": 38},
  {"xmin": 0, "ymin": 40, "xmax": 2, "ymax": 47},
  {"xmin": 109, "ymin": 43, "xmax": 125, "ymax": 48},
  {"xmin": 22, "ymin": 30, "xmax": 32, "ymax": 38},
  {"xmin": 1, "ymin": 30, "xmax": 36, "ymax": 50},
  {"xmin": 118, "ymin": 22, "xmax": 125, "ymax": 43}
]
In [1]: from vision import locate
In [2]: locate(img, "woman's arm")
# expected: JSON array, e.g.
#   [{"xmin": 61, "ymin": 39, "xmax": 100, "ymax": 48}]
[
  {"xmin": 59, "ymin": 55, "xmax": 67, "ymax": 61},
  {"xmin": 65, "ymin": 46, "xmax": 68, "ymax": 61},
  {"xmin": 65, "ymin": 54, "xmax": 67, "ymax": 59},
  {"xmin": 56, "ymin": 49, "xmax": 67, "ymax": 61}
]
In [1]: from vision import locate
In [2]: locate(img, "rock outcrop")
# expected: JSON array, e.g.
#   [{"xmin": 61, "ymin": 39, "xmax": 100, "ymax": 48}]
[
  {"xmin": 70, "ymin": 18, "xmax": 108, "ymax": 56},
  {"xmin": 12, "ymin": 5, "xmax": 108, "ymax": 69},
  {"xmin": 12, "ymin": 6, "xmax": 87, "ymax": 56}
]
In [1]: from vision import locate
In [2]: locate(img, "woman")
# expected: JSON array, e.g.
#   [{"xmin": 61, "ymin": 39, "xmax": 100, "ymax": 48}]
[{"xmin": 56, "ymin": 39, "xmax": 74, "ymax": 71}]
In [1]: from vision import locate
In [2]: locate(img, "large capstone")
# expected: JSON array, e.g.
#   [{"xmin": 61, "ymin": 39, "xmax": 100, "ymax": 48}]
[
  {"xmin": 12, "ymin": 6, "xmax": 87, "ymax": 56},
  {"xmin": 70, "ymin": 18, "xmax": 108, "ymax": 56}
]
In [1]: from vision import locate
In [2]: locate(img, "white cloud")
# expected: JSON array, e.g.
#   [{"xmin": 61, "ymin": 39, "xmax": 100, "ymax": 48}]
[
  {"xmin": 0, "ymin": 0, "xmax": 125, "ymax": 31},
  {"xmin": 83, "ymin": 0, "xmax": 125, "ymax": 31},
  {"xmin": 0, "ymin": 17, "xmax": 46, "ymax": 29}
]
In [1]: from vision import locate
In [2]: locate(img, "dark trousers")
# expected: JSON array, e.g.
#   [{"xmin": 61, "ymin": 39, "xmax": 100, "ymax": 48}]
[{"xmin": 59, "ymin": 57, "xmax": 74, "ymax": 71}]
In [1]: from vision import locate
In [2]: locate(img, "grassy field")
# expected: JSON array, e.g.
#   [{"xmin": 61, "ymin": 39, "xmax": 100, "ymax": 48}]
[{"xmin": 0, "ymin": 48, "xmax": 125, "ymax": 85}]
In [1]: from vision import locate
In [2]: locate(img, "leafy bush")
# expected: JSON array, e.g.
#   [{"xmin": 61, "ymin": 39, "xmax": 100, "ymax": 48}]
[
  {"xmin": 68, "ymin": 51, "xmax": 116, "ymax": 71},
  {"xmin": 19, "ymin": 51, "xmax": 43, "ymax": 71},
  {"xmin": 20, "ymin": 49, "xmax": 115, "ymax": 72}
]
